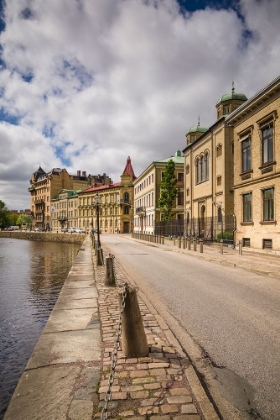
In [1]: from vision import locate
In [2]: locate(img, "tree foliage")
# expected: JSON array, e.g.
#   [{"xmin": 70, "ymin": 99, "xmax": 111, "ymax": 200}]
[
  {"xmin": 158, "ymin": 159, "xmax": 178, "ymax": 221},
  {"xmin": 0, "ymin": 200, "xmax": 9, "ymax": 228}
]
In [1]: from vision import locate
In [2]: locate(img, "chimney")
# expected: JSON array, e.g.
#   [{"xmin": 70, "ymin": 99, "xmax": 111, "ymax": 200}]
[
  {"xmin": 82, "ymin": 171, "xmax": 86, "ymax": 177},
  {"xmin": 77, "ymin": 170, "xmax": 81, "ymax": 177}
]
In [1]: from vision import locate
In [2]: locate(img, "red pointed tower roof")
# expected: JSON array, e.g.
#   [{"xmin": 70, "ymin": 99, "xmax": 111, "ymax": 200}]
[{"xmin": 122, "ymin": 156, "xmax": 136, "ymax": 180}]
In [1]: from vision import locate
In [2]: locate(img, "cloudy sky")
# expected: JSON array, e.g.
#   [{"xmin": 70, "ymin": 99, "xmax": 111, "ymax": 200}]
[{"xmin": 0, "ymin": 0, "xmax": 279, "ymax": 210}]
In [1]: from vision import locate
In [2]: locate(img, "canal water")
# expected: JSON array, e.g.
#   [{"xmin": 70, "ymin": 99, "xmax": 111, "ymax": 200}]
[{"xmin": 0, "ymin": 238, "xmax": 81, "ymax": 419}]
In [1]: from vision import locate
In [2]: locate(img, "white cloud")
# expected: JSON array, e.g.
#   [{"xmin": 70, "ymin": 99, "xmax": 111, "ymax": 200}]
[{"xmin": 0, "ymin": 0, "xmax": 279, "ymax": 209}]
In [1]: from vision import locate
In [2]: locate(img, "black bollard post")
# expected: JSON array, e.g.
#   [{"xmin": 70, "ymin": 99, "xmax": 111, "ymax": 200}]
[{"xmin": 118, "ymin": 286, "xmax": 149, "ymax": 358}]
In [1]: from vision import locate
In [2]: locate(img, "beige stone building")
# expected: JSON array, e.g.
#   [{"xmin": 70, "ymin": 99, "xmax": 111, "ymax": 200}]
[
  {"xmin": 226, "ymin": 75, "xmax": 280, "ymax": 250},
  {"xmin": 29, "ymin": 167, "xmax": 112, "ymax": 230},
  {"xmin": 183, "ymin": 86, "xmax": 247, "ymax": 240},
  {"xmin": 50, "ymin": 189, "xmax": 79, "ymax": 232},
  {"xmin": 78, "ymin": 157, "xmax": 136, "ymax": 234},
  {"xmin": 133, "ymin": 151, "xmax": 184, "ymax": 235}
]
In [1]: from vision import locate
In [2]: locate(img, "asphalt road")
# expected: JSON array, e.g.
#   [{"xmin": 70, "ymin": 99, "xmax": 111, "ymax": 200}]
[{"xmin": 101, "ymin": 234, "xmax": 280, "ymax": 420}]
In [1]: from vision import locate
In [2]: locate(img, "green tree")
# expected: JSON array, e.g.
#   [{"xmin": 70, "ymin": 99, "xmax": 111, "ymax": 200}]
[
  {"xmin": 0, "ymin": 200, "xmax": 9, "ymax": 228},
  {"xmin": 158, "ymin": 159, "xmax": 179, "ymax": 221},
  {"xmin": 16, "ymin": 214, "xmax": 32, "ymax": 228}
]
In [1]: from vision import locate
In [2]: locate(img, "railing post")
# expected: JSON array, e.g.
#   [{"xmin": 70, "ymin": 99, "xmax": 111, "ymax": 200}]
[
  {"xmin": 199, "ymin": 239, "xmax": 203, "ymax": 253},
  {"xmin": 239, "ymin": 240, "xmax": 242, "ymax": 255},
  {"xmin": 104, "ymin": 257, "xmax": 116, "ymax": 286},
  {"xmin": 220, "ymin": 239, "xmax": 223, "ymax": 254},
  {"xmin": 119, "ymin": 286, "xmax": 149, "ymax": 357},
  {"xmin": 193, "ymin": 238, "xmax": 197, "ymax": 252}
]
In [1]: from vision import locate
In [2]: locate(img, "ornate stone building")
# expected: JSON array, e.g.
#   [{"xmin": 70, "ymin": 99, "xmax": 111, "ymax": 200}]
[
  {"xmin": 29, "ymin": 167, "xmax": 112, "ymax": 230},
  {"xmin": 183, "ymin": 85, "xmax": 247, "ymax": 240},
  {"xmin": 227, "ymin": 75, "xmax": 280, "ymax": 250},
  {"xmin": 78, "ymin": 157, "xmax": 136, "ymax": 234}
]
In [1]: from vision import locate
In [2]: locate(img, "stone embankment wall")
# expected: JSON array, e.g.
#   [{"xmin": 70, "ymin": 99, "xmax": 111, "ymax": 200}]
[{"xmin": 0, "ymin": 231, "xmax": 85, "ymax": 244}]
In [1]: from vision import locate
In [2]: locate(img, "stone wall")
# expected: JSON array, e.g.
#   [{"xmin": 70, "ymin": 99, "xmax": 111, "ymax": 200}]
[{"xmin": 0, "ymin": 231, "xmax": 85, "ymax": 244}]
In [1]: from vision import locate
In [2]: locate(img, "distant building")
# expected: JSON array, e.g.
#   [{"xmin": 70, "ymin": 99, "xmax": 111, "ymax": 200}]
[
  {"xmin": 133, "ymin": 150, "xmax": 184, "ymax": 235},
  {"xmin": 78, "ymin": 157, "xmax": 136, "ymax": 234},
  {"xmin": 29, "ymin": 167, "xmax": 112, "ymax": 230},
  {"xmin": 50, "ymin": 189, "xmax": 79, "ymax": 232}
]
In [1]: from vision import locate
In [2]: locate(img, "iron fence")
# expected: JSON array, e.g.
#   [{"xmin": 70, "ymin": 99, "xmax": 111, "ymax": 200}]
[{"xmin": 155, "ymin": 215, "xmax": 235, "ymax": 243}]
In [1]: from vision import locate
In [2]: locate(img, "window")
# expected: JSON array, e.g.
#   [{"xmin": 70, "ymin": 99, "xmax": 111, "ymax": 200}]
[
  {"xmin": 263, "ymin": 188, "xmax": 274, "ymax": 221},
  {"xmin": 262, "ymin": 124, "xmax": 273, "ymax": 165},
  {"xmin": 178, "ymin": 172, "xmax": 184, "ymax": 182},
  {"xmin": 124, "ymin": 192, "xmax": 129, "ymax": 202},
  {"xmin": 177, "ymin": 191, "xmax": 184, "ymax": 205},
  {"xmin": 243, "ymin": 193, "xmax": 252, "ymax": 222},
  {"xmin": 196, "ymin": 153, "xmax": 209, "ymax": 184},
  {"xmin": 242, "ymin": 138, "xmax": 251, "ymax": 172},
  {"xmin": 186, "ymin": 165, "xmax": 189, "ymax": 175},
  {"xmin": 124, "ymin": 206, "xmax": 129, "ymax": 215}
]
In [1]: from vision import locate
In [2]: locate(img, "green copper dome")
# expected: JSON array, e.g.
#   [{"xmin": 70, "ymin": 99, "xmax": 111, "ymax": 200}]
[
  {"xmin": 216, "ymin": 84, "xmax": 247, "ymax": 105},
  {"xmin": 187, "ymin": 125, "xmax": 208, "ymax": 134}
]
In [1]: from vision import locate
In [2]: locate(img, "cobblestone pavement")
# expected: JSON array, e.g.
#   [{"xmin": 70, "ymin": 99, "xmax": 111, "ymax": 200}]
[{"xmin": 93, "ymin": 247, "xmax": 219, "ymax": 420}]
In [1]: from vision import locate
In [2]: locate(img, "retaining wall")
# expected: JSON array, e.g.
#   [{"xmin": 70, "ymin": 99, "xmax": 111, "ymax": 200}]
[{"xmin": 0, "ymin": 231, "xmax": 85, "ymax": 244}]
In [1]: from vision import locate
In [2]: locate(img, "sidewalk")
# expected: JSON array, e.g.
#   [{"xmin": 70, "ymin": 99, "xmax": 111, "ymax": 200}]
[{"xmin": 154, "ymin": 237, "xmax": 280, "ymax": 279}]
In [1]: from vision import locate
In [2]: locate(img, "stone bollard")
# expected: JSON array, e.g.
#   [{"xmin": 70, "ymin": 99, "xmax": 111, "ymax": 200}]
[
  {"xmin": 104, "ymin": 257, "xmax": 116, "ymax": 286},
  {"xmin": 220, "ymin": 239, "xmax": 224, "ymax": 254},
  {"xmin": 193, "ymin": 238, "xmax": 197, "ymax": 252},
  {"xmin": 182, "ymin": 237, "xmax": 186, "ymax": 249},
  {"xmin": 119, "ymin": 286, "xmax": 149, "ymax": 357},
  {"xmin": 187, "ymin": 238, "xmax": 191, "ymax": 250},
  {"xmin": 199, "ymin": 239, "xmax": 203, "ymax": 253},
  {"xmin": 178, "ymin": 237, "xmax": 181, "ymax": 248},
  {"xmin": 161, "ymin": 236, "xmax": 164, "ymax": 244},
  {"xmin": 96, "ymin": 247, "xmax": 103, "ymax": 266},
  {"xmin": 173, "ymin": 237, "xmax": 176, "ymax": 246},
  {"xmin": 239, "ymin": 240, "xmax": 242, "ymax": 255}
]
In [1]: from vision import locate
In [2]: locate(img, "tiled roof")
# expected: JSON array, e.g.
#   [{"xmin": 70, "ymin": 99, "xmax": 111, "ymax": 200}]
[
  {"xmin": 122, "ymin": 156, "xmax": 136, "ymax": 180},
  {"xmin": 81, "ymin": 182, "xmax": 121, "ymax": 194}
]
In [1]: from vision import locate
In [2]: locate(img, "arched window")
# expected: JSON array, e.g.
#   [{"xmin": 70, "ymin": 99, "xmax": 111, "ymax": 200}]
[
  {"xmin": 200, "ymin": 156, "xmax": 204, "ymax": 181},
  {"xmin": 205, "ymin": 152, "xmax": 209, "ymax": 180},
  {"xmin": 196, "ymin": 158, "xmax": 200, "ymax": 184}
]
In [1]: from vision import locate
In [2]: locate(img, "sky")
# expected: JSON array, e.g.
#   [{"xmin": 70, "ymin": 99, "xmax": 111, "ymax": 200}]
[{"xmin": 0, "ymin": 0, "xmax": 279, "ymax": 210}]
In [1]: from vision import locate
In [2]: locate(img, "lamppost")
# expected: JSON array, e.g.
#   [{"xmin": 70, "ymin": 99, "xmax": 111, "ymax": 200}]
[{"xmin": 95, "ymin": 193, "xmax": 101, "ymax": 248}]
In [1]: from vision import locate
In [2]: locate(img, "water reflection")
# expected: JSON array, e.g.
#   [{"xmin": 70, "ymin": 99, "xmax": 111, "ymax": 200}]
[{"xmin": 0, "ymin": 238, "xmax": 80, "ymax": 419}]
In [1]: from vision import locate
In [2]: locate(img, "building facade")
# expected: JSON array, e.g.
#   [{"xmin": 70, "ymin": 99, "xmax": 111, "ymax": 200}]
[
  {"xmin": 50, "ymin": 189, "xmax": 79, "ymax": 232},
  {"xmin": 183, "ymin": 86, "xmax": 247, "ymax": 240},
  {"xmin": 133, "ymin": 150, "xmax": 184, "ymax": 235},
  {"xmin": 226, "ymin": 75, "xmax": 280, "ymax": 250},
  {"xmin": 78, "ymin": 157, "xmax": 136, "ymax": 234},
  {"xmin": 29, "ymin": 167, "xmax": 112, "ymax": 231}
]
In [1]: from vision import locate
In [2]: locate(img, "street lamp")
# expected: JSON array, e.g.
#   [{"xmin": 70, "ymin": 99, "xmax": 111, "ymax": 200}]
[{"xmin": 95, "ymin": 193, "xmax": 101, "ymax": 248}]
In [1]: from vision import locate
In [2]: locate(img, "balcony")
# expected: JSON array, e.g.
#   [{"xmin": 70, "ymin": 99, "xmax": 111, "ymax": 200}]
[
  {"xmin": 136, "ymin": 206, "xmax": 146, "ymax": 215},
  {"xmin": 35, "ymin": 199, "xmax": 44, "ymax": 205},
  {"xmin": 120, "ymin": 199, "xmax": 131, "ymax": 206},
  {"xmin": 57, "ymin": 216, "xmax": 68, "ymax": 221}
]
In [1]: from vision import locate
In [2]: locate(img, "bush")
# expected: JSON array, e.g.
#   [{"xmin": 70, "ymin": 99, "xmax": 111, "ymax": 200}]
[{"xmin": 216, "ymin": 231, "xmax": 233, "ymax": 243}]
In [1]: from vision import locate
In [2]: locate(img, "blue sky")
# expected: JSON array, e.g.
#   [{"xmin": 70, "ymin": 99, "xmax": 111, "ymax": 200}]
[{"xmin": 0, "ymin": 0, "xmax": 279, "ymax": 210}]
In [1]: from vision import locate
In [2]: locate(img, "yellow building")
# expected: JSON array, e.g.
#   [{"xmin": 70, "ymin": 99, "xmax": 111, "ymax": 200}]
[
  {"xmin": 29, "ymin": 167, "xmax": 112, "ymax": 231},
  {"xmin": 133, "ymin": 151, "xmax": 184, "ymax": 235},
  {"xmin": 227, "ymin": 75, "xmax": 280, "ymax": 250},
  {"xmin": 78, "ymin": 157, "xmax": 136, "ymax": 234},
  {"xmin": 183, "ymin": 86, "xmax": 247, "ymax": 240}
]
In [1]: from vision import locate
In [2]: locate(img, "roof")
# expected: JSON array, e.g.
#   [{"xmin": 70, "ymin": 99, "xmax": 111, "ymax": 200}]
[
  {"xmin": 122, "ymin": 156, "xmax": 136, "ymax": 180},
  {"xmin": 33, "ymin": 166, "xmax": 46, "ymax": 181},
  {"xmin": 216, "ymin": 85, "xmax": 247, "ymax": 105},
  {"xmin": 156, "ymin": 150, "xmax": 184, "ymax": 164},
  {"xmin": 80, "ymin": 182, "xmax": 122, "ymax": 194},
  {"xmin": 187, "ymin": 125, "xmax": 208, "ymax": 135}
]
